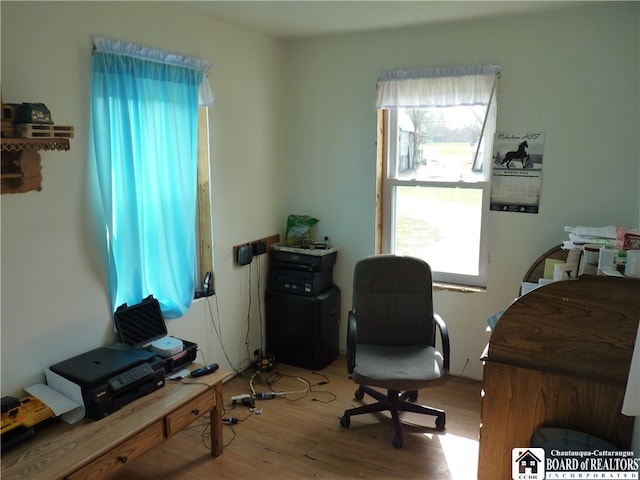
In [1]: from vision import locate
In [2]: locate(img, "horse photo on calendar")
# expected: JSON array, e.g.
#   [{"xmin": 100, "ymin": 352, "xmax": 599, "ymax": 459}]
[{"xmin": 494, "ymin": 140, "xmax": 532, "ymax": 169}]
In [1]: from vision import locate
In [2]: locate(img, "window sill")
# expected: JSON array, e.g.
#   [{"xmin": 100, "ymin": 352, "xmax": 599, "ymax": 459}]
[
  {"xmin": 433, "ymin": 282, "xmax": 486, "ymax": 293},
  {"xmin": 194, "ymin": 291, "xmax": 215, "ymax": 300}
]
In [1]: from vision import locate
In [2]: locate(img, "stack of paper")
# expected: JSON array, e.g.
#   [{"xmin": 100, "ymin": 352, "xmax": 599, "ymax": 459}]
[{"xmin": 563, "ymin": 225, "xmax": 618, "ymax": 250}]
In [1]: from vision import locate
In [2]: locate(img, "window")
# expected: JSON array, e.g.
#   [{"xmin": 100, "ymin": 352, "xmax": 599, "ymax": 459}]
[
  {"xmin": 376, "ymin": 65, "xmax": 500, "ymax": 287},
  {"xmin": 90, "ymin": 38, "xmax": 214, "ymax": 318}
]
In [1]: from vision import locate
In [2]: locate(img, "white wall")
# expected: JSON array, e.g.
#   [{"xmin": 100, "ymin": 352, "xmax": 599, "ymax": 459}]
[
  {"xmin": 1, "ymin": 1, "xmax": 288, "ymax": 396},
  {"xmin": 285, "ymin": 3, "xmax": 640, "ymax": 380},
  {"xmin": 1, "ymin": 2, "xmax": 638, "ymax": 398}
]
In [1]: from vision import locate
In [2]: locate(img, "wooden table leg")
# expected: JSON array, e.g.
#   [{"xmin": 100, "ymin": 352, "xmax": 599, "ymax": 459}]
[{"xmin": 210, "ymin": 381, "xmax": 224, "ymax": 457}]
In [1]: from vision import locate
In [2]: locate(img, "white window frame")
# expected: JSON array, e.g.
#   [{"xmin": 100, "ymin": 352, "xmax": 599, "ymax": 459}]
[{"xmin": 379, "ymin": 104, "xmax": 495, "ymax": 288}]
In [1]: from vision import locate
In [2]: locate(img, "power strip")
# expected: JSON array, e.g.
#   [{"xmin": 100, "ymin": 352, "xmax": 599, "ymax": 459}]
[{"xmin": 231, "ymin": 394, "xmax": 253, "ymax": 404}]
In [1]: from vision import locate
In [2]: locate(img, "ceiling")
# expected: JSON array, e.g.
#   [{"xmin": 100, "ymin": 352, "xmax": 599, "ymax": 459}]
[{"xmin": 183, "ymin": 1, "xmax": 591, "ymax": 38}]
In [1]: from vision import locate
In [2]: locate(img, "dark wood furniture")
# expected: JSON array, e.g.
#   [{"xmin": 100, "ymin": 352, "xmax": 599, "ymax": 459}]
[
  {"xmin": 478, "ymin": 275, "xmax": 640, "ymax": 480},
  {"xmin": 1, "ymin": 367, "xmax": 229, "ymax": 480},
  {"xmin": 521, "ymin": 244, "xmax": 571, "ymax": 283}
]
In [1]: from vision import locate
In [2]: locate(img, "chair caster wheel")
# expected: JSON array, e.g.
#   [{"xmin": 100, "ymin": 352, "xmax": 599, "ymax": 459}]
[
  {"xmin": 435, "ymin": 415, "xmax": 446, "ymax": 431},
  {"xmin": 407, "ymin": 392, "xmax": 418, "ymax": 402},
  {"xmin": 392, "ymin": 435, "xmax": 404, "ymax": 448},
  {"xmin": 354, "ymin": 388, "xmax": 364, "ymax": 401},
  {"xmin": 339, "ymin": 415, "xmax": 350, "ymax": 428}
]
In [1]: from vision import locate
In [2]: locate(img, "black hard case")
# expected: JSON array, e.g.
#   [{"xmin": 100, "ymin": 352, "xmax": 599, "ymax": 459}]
[{"xmin": 114, "ymin": 295, "xmax": 197, "ymax": 374}]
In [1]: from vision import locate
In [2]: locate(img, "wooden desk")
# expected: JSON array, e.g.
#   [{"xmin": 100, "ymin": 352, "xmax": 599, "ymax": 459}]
[
  {"xmin": 478, "ymin": 275, "xmax": 640, "ymax": 480},
  {"xmin": 1, "ymin": 368, "xmax": 230, "ymax": 480}
]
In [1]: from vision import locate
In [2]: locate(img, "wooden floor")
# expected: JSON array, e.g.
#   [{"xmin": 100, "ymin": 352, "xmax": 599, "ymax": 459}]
[{"xmin": 114, "ymin": 355, "xmax": 482, "ymax": 480}]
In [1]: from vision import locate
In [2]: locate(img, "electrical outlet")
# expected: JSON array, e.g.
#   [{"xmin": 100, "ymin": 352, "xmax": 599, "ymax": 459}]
[
  {"xmin": 252, "ymin": 240, "xmax": 267, "ymax": 256},
  {"xmin": 234, "ymin": 235, "xmax": 278, "ymax": 264}
]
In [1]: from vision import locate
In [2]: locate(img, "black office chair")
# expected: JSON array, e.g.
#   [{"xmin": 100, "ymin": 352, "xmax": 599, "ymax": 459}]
[{"xmin": 339, "ymin": 255, "xmax": 450, "ymax": 448}]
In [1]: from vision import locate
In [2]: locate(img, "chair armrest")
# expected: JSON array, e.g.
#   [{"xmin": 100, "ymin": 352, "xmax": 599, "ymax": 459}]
[
  {"xmin": 346, "ymin": 310, "xmax": 357, "ymax": 374},
  {"xmin": 434, "ymin": 313, "xmax": 450, "ymax": 372}
]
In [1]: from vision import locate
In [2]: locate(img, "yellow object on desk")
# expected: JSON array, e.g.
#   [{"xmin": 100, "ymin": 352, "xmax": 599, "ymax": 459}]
[
  {"xmin": 1, "ymin": 367, "xmax": 230, "ymax": 480},
  {"xmin": 1, "ymin": 395, "xmax": 56, "ymax": 435}
]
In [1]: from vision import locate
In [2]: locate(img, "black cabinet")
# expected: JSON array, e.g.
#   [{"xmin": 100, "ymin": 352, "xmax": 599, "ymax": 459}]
[
  {"xmin": 266, "ymin": 246, "xmax": 340, "ymax": 370},
  {"xmin": 265, "ymin": 286, "xmax": 340, "ymax": 371}
]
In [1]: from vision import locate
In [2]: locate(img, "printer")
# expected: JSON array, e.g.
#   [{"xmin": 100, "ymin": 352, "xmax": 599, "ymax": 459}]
[
  {"xmin": 268, "ymin": 244, "xmax": 337, "ymax": 296},
  {"xmin": 48, "ymin": 344, "xmax": 165, "ymax": 420}
]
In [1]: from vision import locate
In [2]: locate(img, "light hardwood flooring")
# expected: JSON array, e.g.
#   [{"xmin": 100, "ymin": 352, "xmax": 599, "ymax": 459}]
[{"xmin": 114, "ymin": 355, "xmax": 482, "ymax": 480}]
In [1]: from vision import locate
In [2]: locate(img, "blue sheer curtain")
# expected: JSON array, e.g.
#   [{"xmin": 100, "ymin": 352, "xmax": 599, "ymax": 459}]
[{"xmin": 90, "ymin": 38, "xmax": 211, "ymax": 318}]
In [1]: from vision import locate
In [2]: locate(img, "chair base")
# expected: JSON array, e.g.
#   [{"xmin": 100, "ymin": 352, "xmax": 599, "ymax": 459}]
[{"xmin": 339, "ymin": 385, "xmax": 446, "ymax": 448}]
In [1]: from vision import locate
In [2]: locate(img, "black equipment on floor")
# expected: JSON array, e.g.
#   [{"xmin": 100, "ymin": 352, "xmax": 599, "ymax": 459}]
[{"xmin": 265, "ymin": 245, "xmax": 340, "ymax": 370}]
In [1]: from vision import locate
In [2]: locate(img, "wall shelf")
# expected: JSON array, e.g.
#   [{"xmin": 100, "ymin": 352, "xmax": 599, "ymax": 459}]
[{"xmin": 1, "ymin": 137, "xmax": 71, "ymax": 194}]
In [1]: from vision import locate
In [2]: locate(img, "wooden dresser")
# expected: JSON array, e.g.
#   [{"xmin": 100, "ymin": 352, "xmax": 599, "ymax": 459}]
[
  {"xmin": 1, "ymin": 368, "xmax": 229, "ymax": 480},
  {"xmin": 478, "ymin": 275, "xmax": 640, "ymax": 480}
]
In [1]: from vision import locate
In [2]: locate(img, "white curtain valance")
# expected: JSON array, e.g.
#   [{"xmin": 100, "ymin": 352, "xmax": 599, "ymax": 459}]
[
  {"xmin": 93, "ymin": 37, "xmax": 215, "ymax": 106},
  {"xmin": 376, "ymin": 64, "xmax": 500, "ymax": 109}
]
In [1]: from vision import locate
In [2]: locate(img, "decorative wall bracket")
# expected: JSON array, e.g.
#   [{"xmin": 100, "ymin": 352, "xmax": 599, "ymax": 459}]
[{"xmin": 1, "ymin": 138, "xmax": 70, "ymax": 193}]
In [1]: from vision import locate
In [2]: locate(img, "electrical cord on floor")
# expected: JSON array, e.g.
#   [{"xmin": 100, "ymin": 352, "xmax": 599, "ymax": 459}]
[
  {"xmin": 311, "ymin": 371, "xmax": 330, "ymax": 386},
  {"xmin": 309, "ymin": 371, "xmax": 337, "ymax": 403},
  {"xmin": 247, "ymin": 370, "xmax": 338, "ymax": 403},
  {"xmin": 249, "ymin": 371, "xmax": 311, "ymax": 401},
  {"xmin": 184, "ymin": 402, "xmax": 259, "ymax": 450},
  {"xmin": 219, "ymin": 405, "xmax": 266, "ymax": 449},
  {"xmin": 165, "ymin": 382, "xmax": 235, "ymax": 449},
  {"xmin": 222, "ymin": 410, "xmax": 254, "ymax": 425},
  {"xmin": 208, "ymin": 368, "xmax": 339, "ymax": 450},
  {"xmin": 191, "ymin": 416, "xmax": 243, "ymax": 450},
  {"xmin": 179, "ymin": 414, "xmax": 215, "ymax": 450}
]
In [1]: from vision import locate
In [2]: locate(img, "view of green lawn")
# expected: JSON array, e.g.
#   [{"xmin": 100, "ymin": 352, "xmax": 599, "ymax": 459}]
[{"xmin": 394, "ymin": 141, "xmax": 484, "ymax": 276}]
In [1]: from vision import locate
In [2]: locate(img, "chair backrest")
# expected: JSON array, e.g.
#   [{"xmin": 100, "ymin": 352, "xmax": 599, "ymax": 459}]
[{"xmin": 352, "ymin": 255, "xmax": 435, "ymax": 347}]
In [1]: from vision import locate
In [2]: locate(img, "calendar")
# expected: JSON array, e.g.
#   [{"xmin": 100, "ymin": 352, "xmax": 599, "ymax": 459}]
[{"xmin": 490, "ymin": 132, "xmax": 545, "ymax": 214}]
